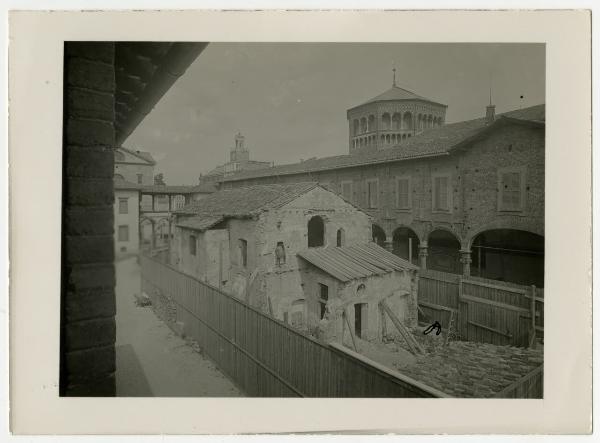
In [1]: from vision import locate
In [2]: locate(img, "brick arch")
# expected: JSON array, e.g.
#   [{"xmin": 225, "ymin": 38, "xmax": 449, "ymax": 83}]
[
  {"xmin": 466, "ymin": 221, "xmax": 544, "ymax": 249},
  {"xmin": 424, "ymin": 225, "xmax": 464, "ymax": 246},
  {"xmin": 392, "ymin": 224, "xmax": 424, "ymax": 243}
]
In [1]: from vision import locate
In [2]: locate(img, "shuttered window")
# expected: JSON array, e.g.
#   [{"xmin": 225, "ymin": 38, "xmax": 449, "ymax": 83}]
[
  {"xmin": 433, "ymin": 176, "xmax": 449, "ymax": 211},
  {"xmin": 118, "ymin": 225, "xmax": 129, "ymax": 242},
  {"xmin": 396, "ymin": 177, "xmax": 410, "ymax": 209},
  {"xmin": 118, "ymin": 197, "xmax": 128, "ymax": 214},
  {"xmin": 366, "ymin": 179, "xmax": 378, "ymax": 208},
  {"xmin": 499, "ymin": 171, "xmax": 524, "ymax": 211},
  {"xmin": 341, "ymin": 181, "xmax": 353, "ymax": 201}
]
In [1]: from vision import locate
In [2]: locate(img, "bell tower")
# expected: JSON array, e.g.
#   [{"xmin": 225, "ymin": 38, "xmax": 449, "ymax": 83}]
[{"xmin": 230, "ymin": 132, "xmax": 250, "ymax": 163}]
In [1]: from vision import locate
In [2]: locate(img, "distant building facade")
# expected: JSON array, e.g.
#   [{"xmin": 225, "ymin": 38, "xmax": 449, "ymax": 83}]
[
  {"xmin": 114, "ymin": 146, "xmax": 156, "ymax": 185},
  {"xmin": 220, "ymin": 102, "xmax": 546, "ymax": 288},
  {"xmin": 172, "ymin": 183, "xmax": 418, "ymax": 341},
  {"xmin": 113, "ymin": 147, "xmax": 155, "ymax": 257},
  {"xmin": 113, "ymin": 147, "xmax": 216, "ymax": 254},
  {"xmin": 113, "ymin": 178, "xmax": 141, "ymax": 256},
  {"xmin": 200, "ymin": 132, "xmax": 272, "ymax": 183}
]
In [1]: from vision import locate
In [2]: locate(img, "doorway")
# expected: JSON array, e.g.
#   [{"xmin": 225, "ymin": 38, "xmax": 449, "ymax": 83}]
[{"xmin": 354, "ymin": 303, "xmax": 368, "ymax": 338}]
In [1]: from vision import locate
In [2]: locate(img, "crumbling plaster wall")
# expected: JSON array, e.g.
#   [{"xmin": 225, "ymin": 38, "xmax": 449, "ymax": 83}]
[
  {"xmin": 253, "ymin": 187, "xmax": 373, "ymax": 318},
  {"xmin": 307, "ymin": 266, "xmax": 419, "ymax": 343}
]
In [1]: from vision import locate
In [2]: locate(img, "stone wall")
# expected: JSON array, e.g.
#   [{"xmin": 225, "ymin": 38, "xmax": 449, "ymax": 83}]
[
  {"xmin": 61, "ymin": 42, "xmax": 116, "ymax": 396},
  {"xmin": 221, "ymin": 119, "xmax": 544, "ymax": 252},
  {"xmin": 460, "ymin": 123, "xmax": 545, "ymax": 244}
]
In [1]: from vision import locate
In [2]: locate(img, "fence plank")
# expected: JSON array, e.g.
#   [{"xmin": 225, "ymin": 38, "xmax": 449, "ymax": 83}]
[{"xmin": 140, "ymin": 254, "xmax": 442, "ymax": 398}]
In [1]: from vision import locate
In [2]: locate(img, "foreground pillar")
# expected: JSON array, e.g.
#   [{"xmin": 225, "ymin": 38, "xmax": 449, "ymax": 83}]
[{"xmin": 61, "ymin": 42, "xmax": 116, "ymax": 396}]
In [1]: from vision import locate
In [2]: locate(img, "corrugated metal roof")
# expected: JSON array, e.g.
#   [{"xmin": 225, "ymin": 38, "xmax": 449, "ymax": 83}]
[
  {"xmin": 176, "ymin": 215, "xmax": 224, "ymax": 231},
  {"xmin": 297, "ymin": 242, "xmax": 417, "ymax": 282}
]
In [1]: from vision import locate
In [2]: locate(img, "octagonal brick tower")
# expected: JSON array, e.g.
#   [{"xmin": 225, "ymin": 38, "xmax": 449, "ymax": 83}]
[{"xmin": 347, "ymin": 74, "xmax": 447, "ymax": 154}]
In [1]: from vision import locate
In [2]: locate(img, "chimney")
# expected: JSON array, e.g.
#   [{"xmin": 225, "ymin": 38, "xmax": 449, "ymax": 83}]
[
  {"xmin": 486, "ymin": 104, "xmax": 496, "ymax": 124},
  {"xmin": 485, "ymin": 82, "xmax": 495, "ymax": 123}
]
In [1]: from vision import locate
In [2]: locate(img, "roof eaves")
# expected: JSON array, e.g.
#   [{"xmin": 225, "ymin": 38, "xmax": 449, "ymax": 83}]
[
  {"xmin": 222, "ymin": 151, "xmax": 449, "ymax": 183},
  {"xmin": 118, "ymin": 146, "xmax": 157, "ymax": 165}
]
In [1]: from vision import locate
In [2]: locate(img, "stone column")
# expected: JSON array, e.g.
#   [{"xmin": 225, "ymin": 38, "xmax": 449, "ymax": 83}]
[
  {"xmin": 460, "ymin": 249, "xmax": 472, "ymax": 277},
  {"xmin": 383, "ymin": 239, "xmax": 394, "ymax": 253},
  {"xmin": 418, "ymin": 241, "xmax": 428, "ymax": 270}
]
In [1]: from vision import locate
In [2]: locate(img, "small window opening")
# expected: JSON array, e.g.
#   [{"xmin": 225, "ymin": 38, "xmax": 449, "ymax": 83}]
[
  {"xmin": 308, "ymin": 216, "xmax": 325, "ymax": 248},
  {"xmin": 275, "ymin": 241, "xmax": 286, "ymax": 266}
]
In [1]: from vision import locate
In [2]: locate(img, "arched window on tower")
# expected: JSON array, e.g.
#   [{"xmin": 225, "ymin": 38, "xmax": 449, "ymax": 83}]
[
  {"xmin": 360, "ymin": 117, "xmax": 367, "ymax": 133},
  {"xmin": 381, "ymin": 113, "xmax": 391, "ymax": 130},
  {"xmin": 308, "ymin": 216, "xmax": 325, "ymax": 248},
  {"xmin": 353, "ymin": 119, "xmax": 359, "ymax": 135},
  {"xmin": 392, "ymin": 113, "xmax": 402, "ymax": 130},
  {"xmin": 403, "ymin": 112, "xmax": 413, "ymax": 131},
  {"xmin": 368, "ymin": 115, "xmax": 375, "ymax": 132}
]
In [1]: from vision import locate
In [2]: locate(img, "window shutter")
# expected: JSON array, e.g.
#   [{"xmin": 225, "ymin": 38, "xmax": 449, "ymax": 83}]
[
  {"xmin": 501, "ymin": 172, "xmax": 521, "ymax": 210},
  {"xmin": 397, "ymin": 178, "xmax": 409, "ymax": 208}
]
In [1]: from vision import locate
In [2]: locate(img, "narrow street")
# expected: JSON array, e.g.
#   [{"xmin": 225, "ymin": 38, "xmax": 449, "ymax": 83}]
[{"xmin": 115, "ymin": 256, "xmax": 242, "ymax": 397}]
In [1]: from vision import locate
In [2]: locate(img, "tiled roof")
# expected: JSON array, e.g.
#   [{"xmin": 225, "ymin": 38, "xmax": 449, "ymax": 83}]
[
  {"xmin": 138, "ymin": 183, "xmax": 217, "ymax": 194},
  {"xmin": 118, "ymin": 146, "xmax": 157, "ymax": 165},
  {"xmin": 297, "ymin": 242, "xmax": 418, "ymax": 283},
  {"xmin": 114, "ymin": 177, "xmax": 141, "ymax": 190},
  {"xmin": 357, "ymin": 85, "xmax": 446, "ymax": 108},
  {"xmin": 501, "ymin": 104, "xmax": 545, "ymax": 123},
  {"xmin": 223, "ymin": 104, "xmax": 545, "ymax": 183},
  {"xmin": 176, "ymin": 182, "xmax": 320, "ymax": 217},
  {"xmin": 176, "ymin": 215, "xmax": 224, "ymax": 231}
]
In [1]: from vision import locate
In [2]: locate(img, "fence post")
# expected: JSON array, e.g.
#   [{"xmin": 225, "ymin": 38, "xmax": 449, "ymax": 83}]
[{"xmin": 529, "ymin": 285, "xmax": 537, "ymax": 348}]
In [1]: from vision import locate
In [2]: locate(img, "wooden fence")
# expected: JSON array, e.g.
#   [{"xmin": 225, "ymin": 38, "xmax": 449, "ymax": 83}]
[
  {"xmin": 140, "ymin": 254, "xmax": 448, "ymax": 398},
  {"xmin": 418, "ymin": 269, "xmax": 544, "ymax": 347}
]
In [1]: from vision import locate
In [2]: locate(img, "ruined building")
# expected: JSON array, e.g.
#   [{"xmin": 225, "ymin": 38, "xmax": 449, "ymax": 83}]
[{"xmin": 172, "ymin": 182, "xmax": 418, "ymax": 341}]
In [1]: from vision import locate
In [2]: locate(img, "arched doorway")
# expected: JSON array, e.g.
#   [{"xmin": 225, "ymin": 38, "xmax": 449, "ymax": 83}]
[
  {"xmin": 372, "ymin": 224, "xmax": 386, "ymax": 247},
  {"xmin": 471, "ymin": 229, "xmax": 544, "ymax": 287},
  {"xmin": 392, "ymin": 227, "xmax": 420, "ymax": 265},
  {"xmin": 428, "ymin": 229, "xmax": 461, "ymax": 273},
  {"xmin": 308, "ymin": 216, "xmax": 325, "ymax": 247},
  {"xmin": 139, "ymin": 218, "xmax": 154, "ymax": 250}
]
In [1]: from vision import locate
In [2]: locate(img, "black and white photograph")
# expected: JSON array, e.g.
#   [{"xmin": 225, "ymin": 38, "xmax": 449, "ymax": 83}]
[
  {"xmin": 7, "ymin": 8, "xmax": 593, "ymax": 436},
  {"xmin": 62, "ymin": 41, "xmax": 545, "ymax": 398}
]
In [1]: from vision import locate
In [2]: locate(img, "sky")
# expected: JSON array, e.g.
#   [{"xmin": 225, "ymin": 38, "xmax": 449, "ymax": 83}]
[{"xmin": 125, "ymin": 43, "xmax": 545, "ymax": 185}]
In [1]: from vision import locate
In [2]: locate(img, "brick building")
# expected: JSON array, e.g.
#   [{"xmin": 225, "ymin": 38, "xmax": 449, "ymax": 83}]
[
  {"xmin": 220, "ymin": 103, "xmax": 545, "ymax": 287},
  {"xmin": 172, "ymin": 183, "xmax": 418, "ymax": 341}
]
